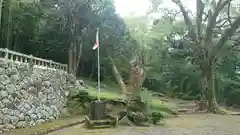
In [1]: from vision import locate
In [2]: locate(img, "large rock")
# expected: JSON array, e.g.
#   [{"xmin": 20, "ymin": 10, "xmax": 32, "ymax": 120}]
[
  {"xmin": 6, "ymin": 67, "xmax": 18, "ymax": 76},
  {"xmin": 67, "ymin": 74, "xmax": 76, "ymax": 84},
  {"xmin": 3, "ymin": 115, "xmax": 11, "ymax": 124},
  {"xmin": 6, "ymin": 84, "xmax": 16, "ymax": 94},
  {"xmin": 23, "ymin": 103, "xmax": 31, "ymax": 110},
  {"xmin": 17, "ymin": 64, "xmax": 28, "ymax": 71},
  {"xmin": 0, "ymin": 75, "xmax": 10, "ymax": 85},
  {"xmin": 27, "ymin": 86, "xmax": 38, "ymax": 95},
  {"xmin": 41, "ymin": 110, "xmax": 50, "ymax": 119},
  {"xmin": 0, "ymin": 84, "xmax": 4, "ymax": 90},
  {"xmin": 10, "ymin": 116, "xmax": 19, "ymax": 125},
  {"xmin": 34, "ymin": 79, "xmax": 42, "ymax": 90},
  {"xmin": 0, "ymin": 59, "xmax": 8, "ymax": 68},
  {"xmin": 18, "ymin": 113, "xmax": 25, "ymax": 121},
  {"xmin": 14, "ymin": 110, "xmax": 21, "ymax": 116},
  {"xmin": 0, "ymin": 91, "xmax": 8, "ymax": 99},
  {"xmin": 5, "ymin": 124, "xmax": 15, "ymax": 130},
  {"xmin": 30, "ymin": 114, "xmax": 38, "ymax": 121},
  {"xmin": 0, "ymin": 125, "xmax": 4, "ymax": 130},
  {"xmin": 8, "ymin": 95, "xmax": 13, "ymax": 101},
  {"xmin": 42, "ymin": 81, "xmax": 51, "ymax": 88},
  {"xmin": 24, "ymin": 115, "xmax": 31, "ymax": 122},
  {"xmin": 0, "ymin": 68, "xmax": 5, "ymax": 75},
  {"xmin": 29, "ymin": 121, "xmax": 36, "ymax": 127},
  {"xmin": 16, "ymin": 121, "xmax": 26, "ymax": 128},
  {"xmin": 2, "ymin": 99, "xmax": 10, "ymax": 105},
  {"xmin": 10, "ymin": 74, "xmax": 20, "ymax": 83},
  {"xmin": 36, "ymin": 119, "xmax": 45, "ymax": 124},
  {"xmin": 7, "ymin": 109, "xmax": 14, "ymax": 116}
]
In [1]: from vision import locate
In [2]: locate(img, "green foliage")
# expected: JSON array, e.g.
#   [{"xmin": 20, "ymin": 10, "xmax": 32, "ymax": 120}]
[
  {"xmin": 2, "ymin": 0, "xmax": 240, "ymax": 109},
  {"xmin": 151, "ymin": 112, "xmax": 163, "ymax": 124},
  {"xmin": 70, "ymin": 90, "xmax": 94, "ymax": 109}
]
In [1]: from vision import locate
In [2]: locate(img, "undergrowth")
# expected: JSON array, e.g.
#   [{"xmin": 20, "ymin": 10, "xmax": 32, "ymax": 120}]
[{"xmin": 67, "ymin": 86, "xmax": 177, "ymax": 118}]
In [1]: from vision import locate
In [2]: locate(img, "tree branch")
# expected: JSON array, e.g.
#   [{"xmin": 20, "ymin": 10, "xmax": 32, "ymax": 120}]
[
  {"xmin": 210, "ymin": 16, "xmax": 240, "ymax": 60},
  {"xmin": 216, "ymin": 16, "xmax": 238, "ymax": 24},
  {"xmin": 196, "ymin": 0, "xmax": 205, "ymax": 43},
  {"xmin": 227, "ymin": 2, "xmax": 232, "ymax": 26},
  {"xmin": 204, "ymin": 0, "xmax": 231, "ymax": 43},
  {"xmin": 172, "ymin": 0, "xmax": 196, "ymax": 41}
]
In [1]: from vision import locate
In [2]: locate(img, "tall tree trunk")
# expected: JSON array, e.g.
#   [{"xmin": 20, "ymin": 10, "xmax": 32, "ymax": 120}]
[
  {"xmin": 72, "ymin": 40, "xmax": 77, "ymax": 75},
  {"xmin": 7, "ymin": 6, "xmax": 12, "ymax": 48},
  {"xmin": 1, "ymin": 0, "xmax": 12, "ymax": 49},
  {"xmin": 67, "ymin": 13, "xmax": 76, "ymax": 75},
  {"xmin": 0, "ymin": 0, "xmax": 3, "ymax": 57},
  {"xmin": 75, "ymin": 41, "xmax": 83, "ymax": 76},
  {"xmin": 68, "ymin": 43, "xmax": 73, "ymax": 74},
  {"xmin": 206, "ymin": 64, "xmax": 214, "ymax": 112},
  {"xmin": 90, "ymin": 55, "xmax": 95, "ymax": 78},
  {"xmin": 205, "ymin": 62, "xmax": 228, "ymax": 114},
  {"xmin": 0, "ymin": 0, "xmax": 3, "ymax": 28},
  {"xmin": 200, "ymin": 71, "xmax": 207, "ymax": 101}
]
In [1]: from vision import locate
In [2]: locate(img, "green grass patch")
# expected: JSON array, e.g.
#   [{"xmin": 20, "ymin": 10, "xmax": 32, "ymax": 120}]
[
  {"xmin": 85, "ymin": 86, "xmax": 177, "ymax": 117},
  {"xmin": 88, "ymin": 89, "xmax": 120, "ymax": 100}
]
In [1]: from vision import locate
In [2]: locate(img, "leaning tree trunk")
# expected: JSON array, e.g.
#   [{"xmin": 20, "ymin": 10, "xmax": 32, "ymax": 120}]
[
  {"xmin": 109, "ymin": 56, "xmax": 128, "ymax": 98},
  {"xmin": 109, "ymin": 54, "xmax": 153, "ymax": 125},
  {"xmin": 109, "ymin": 55, "xmax": 146, "ymax": 100}
]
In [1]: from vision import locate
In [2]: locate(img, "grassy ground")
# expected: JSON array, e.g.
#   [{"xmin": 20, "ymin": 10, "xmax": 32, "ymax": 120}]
[{"xmin": 86, "ymin": 85, "xmax": 177, "ymax": 118}]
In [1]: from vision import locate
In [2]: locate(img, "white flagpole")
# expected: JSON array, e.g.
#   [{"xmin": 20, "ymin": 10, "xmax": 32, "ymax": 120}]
[{"xmin": 97, "ymin": 28, "xmax": 100, "ymax": 101}]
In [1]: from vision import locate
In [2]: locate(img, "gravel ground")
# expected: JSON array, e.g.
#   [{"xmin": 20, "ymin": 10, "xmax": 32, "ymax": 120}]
[{"xmin": 47, "ymin": 114, "xmax": 240, "ymax": 135}]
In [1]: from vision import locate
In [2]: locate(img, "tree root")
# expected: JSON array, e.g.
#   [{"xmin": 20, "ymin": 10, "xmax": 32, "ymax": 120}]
[
  {"xmin": 120, "ymin": 115, "xmax": 136, "ymax": 126},
  {"xmin": 212, "ymin": 107, "xmax": 230, "ymax": 115},
  {"xmin": 211, "ymin": 103, "xmax": 233, "ymax": 115}
]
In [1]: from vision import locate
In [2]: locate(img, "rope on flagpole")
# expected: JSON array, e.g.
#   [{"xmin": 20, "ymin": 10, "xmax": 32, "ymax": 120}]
[{"xmin": 97, "ymin": 28, "xmax": 100, "ymax": 101}]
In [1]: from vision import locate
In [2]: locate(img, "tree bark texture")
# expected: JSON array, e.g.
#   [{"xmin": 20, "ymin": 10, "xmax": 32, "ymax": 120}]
[
  {"xmin": 0, "ymin": 0, "xmax": 3, "ymax": 28},
  {"xmin": 1, "ymin": 0, "xmax": 12, "ymax": 49}
]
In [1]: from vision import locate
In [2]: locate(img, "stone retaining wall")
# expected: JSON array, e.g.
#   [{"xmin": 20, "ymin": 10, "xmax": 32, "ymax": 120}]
[{"xmin": 0, "ymin": 59, "xmax": 75, "ymax": 133}]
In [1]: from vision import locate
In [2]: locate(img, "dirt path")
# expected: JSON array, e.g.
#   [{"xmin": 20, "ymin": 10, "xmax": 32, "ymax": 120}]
[{"xmin": 47, "ymin": 114, "xmax": 240, "ymax": 135}]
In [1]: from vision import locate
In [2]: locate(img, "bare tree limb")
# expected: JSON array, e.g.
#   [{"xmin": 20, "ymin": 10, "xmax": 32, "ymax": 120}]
[
  {"xmin": 172, "ymin": 0, "xmax": 196, "ymax": 41},
  {"xmin": 216, "ymin": 19, "xmax": 230, "ymax": 28},
  {"xmin": 210, "ymin": 16, "xmax": 240, "ymax": 60},
  {"xmin": 227, "ymin": 2, "xmax": 232, "ymax": 26},
  {"xmin": 204, "ymin": 0, "xmax": 232, "ymax": 43},
  {"xmin": 203, "ymin": 12, "xmax": 209, "ymax": 22},
  {"xmin": 108, "ymin": 55, "xmax": 130, "ymax": 97},
  {"xmin": 196, "ymin": 0, "xmax": 205, "ymax": 43},
  {"xmin": 216, "ymin": 16, "xmax": 238, "ymax": 24},
  {"xmin": 76, "ymin": 0, "xmax": 90, "ymax": 13}
]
